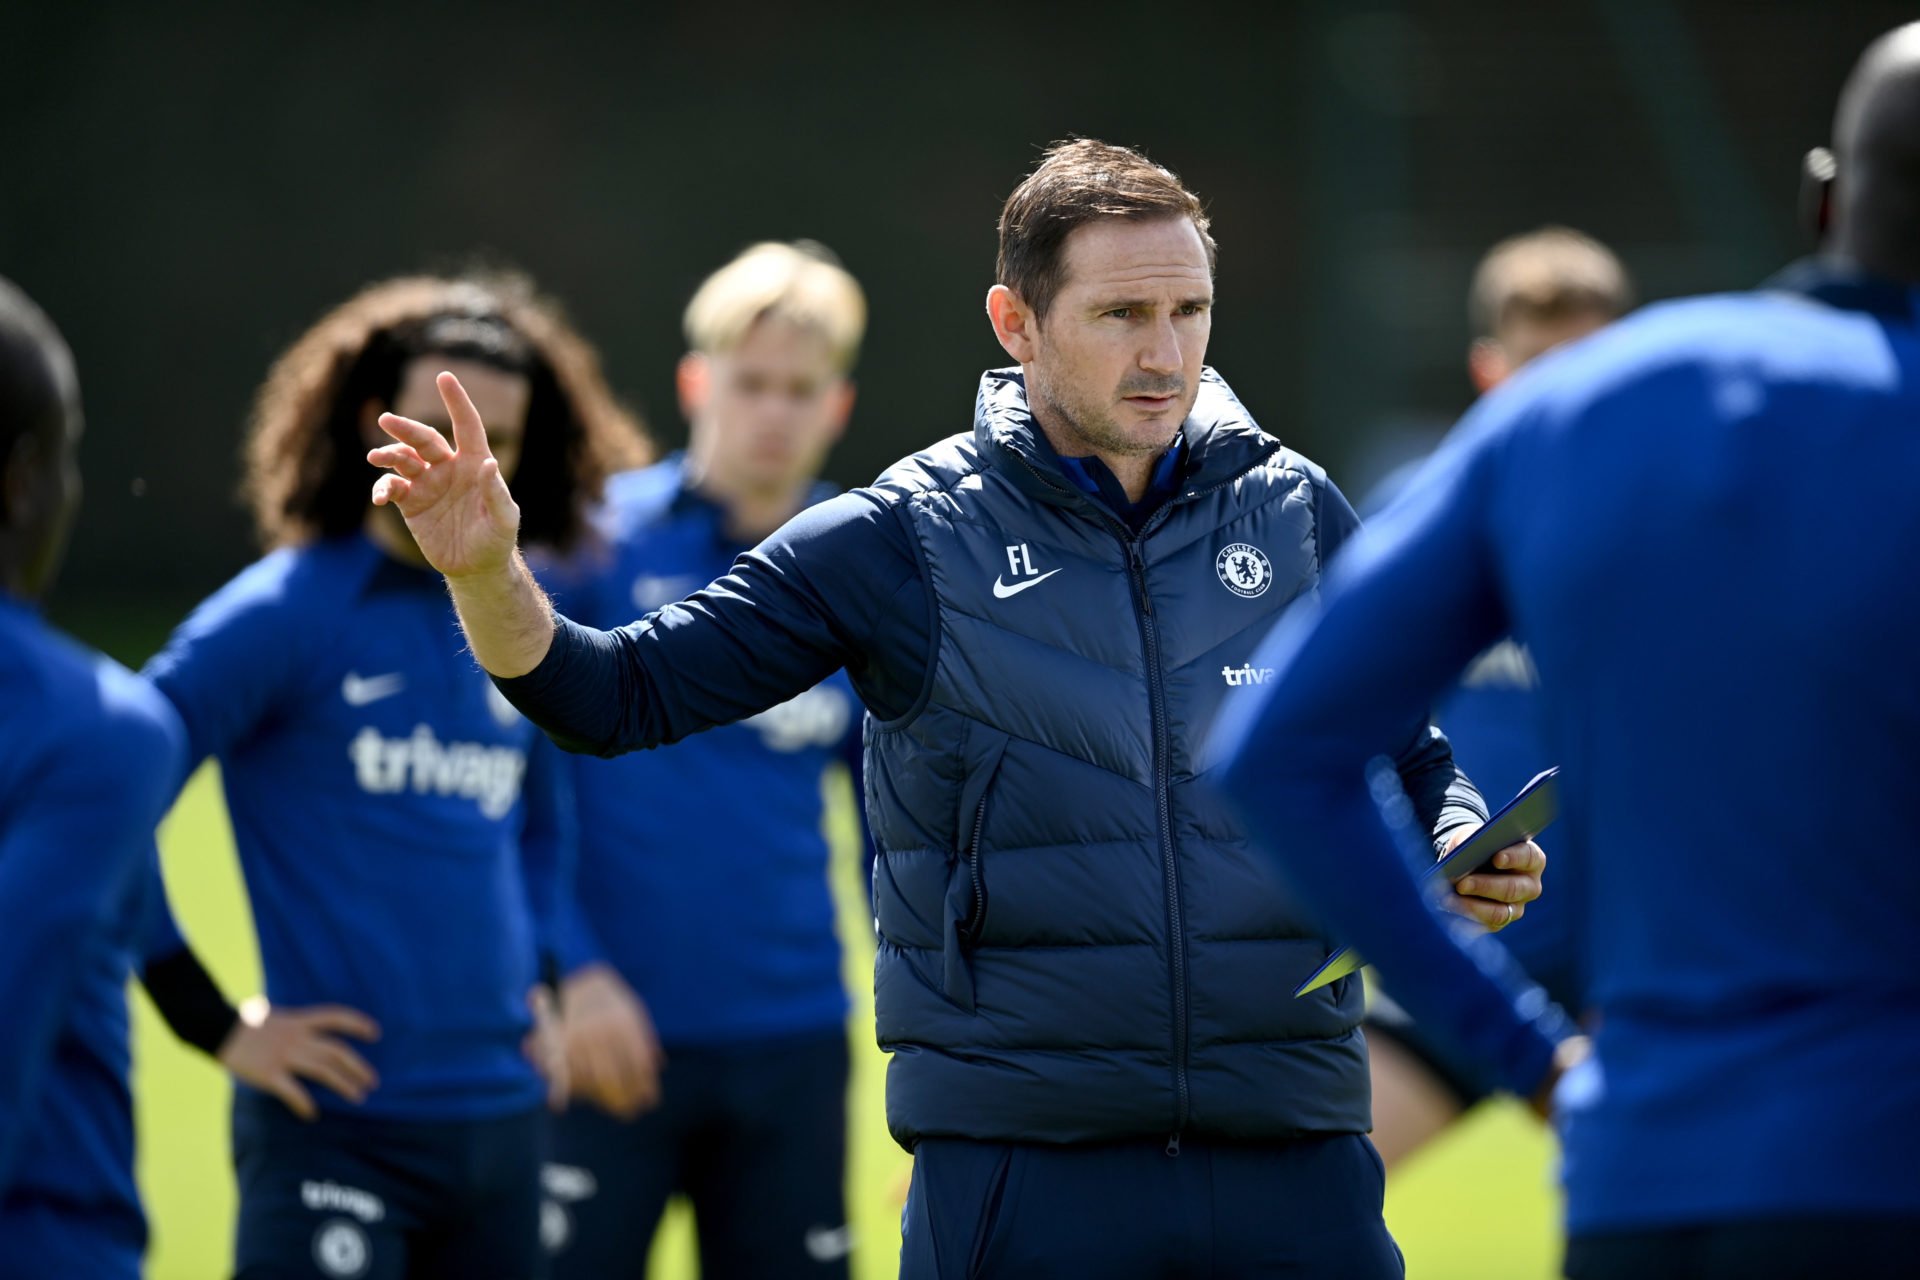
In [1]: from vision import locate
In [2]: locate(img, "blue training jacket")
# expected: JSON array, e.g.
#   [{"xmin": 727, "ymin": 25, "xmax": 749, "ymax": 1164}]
[
  {"xmin": 1211, "ymin": 262, "xmax": 1920, "ymax": 1232},
  {"xmin": 144, "ymin": 535, "xmax": 572, "ymax": 1122},
  {"xmin": 498, "ymin": 368, "xmax": 1486, "ymax": 1147},
  {"xmin": 546, "ymin": 457, "xmax": 864, "ymax": 1047},
  {"xmin": 0, "ymin": 594, "xmax": 184, "ymax": 1277}
]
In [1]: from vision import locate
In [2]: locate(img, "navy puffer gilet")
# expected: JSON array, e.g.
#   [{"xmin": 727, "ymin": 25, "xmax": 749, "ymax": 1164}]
[{"xmin": 869, "ymin": 368, "xmax": 1371, "ymax": 1147}]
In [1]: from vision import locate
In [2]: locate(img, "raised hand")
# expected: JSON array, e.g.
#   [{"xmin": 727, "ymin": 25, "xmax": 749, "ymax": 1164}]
[
  {"xmin": 217, "ymin": 998, "xmax": 381, "ymax": 1121},
  {"xmin": 368, "ymin": 371, "xmax": 521, "ymax": 579}
]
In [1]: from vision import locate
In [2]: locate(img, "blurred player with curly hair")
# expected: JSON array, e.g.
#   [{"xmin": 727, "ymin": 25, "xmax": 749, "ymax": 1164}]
[{"xmin": 141, "ymin": 273, "xmax": 646, "ymax": 1280}]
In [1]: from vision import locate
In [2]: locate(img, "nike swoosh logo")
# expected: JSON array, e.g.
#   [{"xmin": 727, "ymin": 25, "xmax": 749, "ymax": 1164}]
[
  {"xmin": 804, "ymin": 1225, "xmax": 854, "ymax": 1262},
  {"xmin": 341, "ymin": 672, "xmax": 406, "ymax": 706},
  {"xmin": 992, "ymin": 568, "xmax": 1062, "ymax": 599}
]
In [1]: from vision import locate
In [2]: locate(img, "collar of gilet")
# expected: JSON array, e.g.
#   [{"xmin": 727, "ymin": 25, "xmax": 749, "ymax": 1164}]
[{"xmin": 968, "ymin": 366, "xmax": 1282, "ymax": 521}]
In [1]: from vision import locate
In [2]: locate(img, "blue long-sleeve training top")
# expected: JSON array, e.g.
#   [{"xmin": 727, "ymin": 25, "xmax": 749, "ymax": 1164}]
[
  {"xmin": 542, "ymin": 457, "xmax": 868, "ymax": 1046},
  {"xmin": 143, "ymin": 534, "xmax": 572, "ymax": 1121},
  {"xmin": 1209, "ymin": 261, "xmax": 1920, "ymax": 1233},
  {"xmin": 1, "ymin": 593, "xmax": 184, "ymax": 1271}
]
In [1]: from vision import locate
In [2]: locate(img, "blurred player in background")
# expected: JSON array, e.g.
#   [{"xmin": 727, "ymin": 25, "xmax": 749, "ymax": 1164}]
[
  {"xmin": 542, "ymin": 241, "xmax": 867, "ymax": 1278},
  {"xmin": 1213, "ymin": 21, "xmax": 1920, "ymax": 1278},
  {"xmin": 0, "ymin": 276, "xmax": 185, "ymax": 1278},
  {"xmin": 142, "ymin": 275, "xmax": 646, "ymax": 1279},
  {"xmin": 1365, "ymin": 227, "xmax": 1632, "ymax": 1169}
]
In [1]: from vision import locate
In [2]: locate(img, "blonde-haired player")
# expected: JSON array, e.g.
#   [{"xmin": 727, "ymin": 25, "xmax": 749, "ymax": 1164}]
[{"xmin": 542, "ymin": 241, "xmax": 870, "ymax": 1279}]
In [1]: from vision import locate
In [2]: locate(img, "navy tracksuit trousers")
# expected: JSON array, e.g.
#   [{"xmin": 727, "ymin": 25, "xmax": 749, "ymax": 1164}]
[
  {"xmin": 545, "ymin": 1027, "xmax": 850, "ymax": 1280},
  {"xmin": 230, "ymin": 1090, "xmax": 548, "ymax": 1280},
  {"xmin": 900, "ymin": 1132, "xmax": 1402, "ymax": 1279}
]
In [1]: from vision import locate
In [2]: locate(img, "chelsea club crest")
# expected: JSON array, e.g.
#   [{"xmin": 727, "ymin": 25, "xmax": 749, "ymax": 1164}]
[{"xmin": 1215, "ymin": 543, "xmax": 1273, "ymax": 598}]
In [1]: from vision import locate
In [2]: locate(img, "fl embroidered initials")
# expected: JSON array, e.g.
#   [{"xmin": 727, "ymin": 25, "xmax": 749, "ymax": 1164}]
[{"xmin": 993, "ymin": 543, "xmax": 1062, "ymax": 599}]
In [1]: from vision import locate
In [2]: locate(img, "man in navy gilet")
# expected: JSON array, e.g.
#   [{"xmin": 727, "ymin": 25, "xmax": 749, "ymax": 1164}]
[{"xmin": 370, "ymin": 141, "xmax": 1549, "ymax": 1278}]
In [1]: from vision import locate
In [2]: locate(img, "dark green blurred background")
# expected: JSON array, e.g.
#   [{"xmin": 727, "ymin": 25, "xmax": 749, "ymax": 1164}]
[{"xmin": 4, "ymin": 0, "xmax": 1906, "ymax": 651}]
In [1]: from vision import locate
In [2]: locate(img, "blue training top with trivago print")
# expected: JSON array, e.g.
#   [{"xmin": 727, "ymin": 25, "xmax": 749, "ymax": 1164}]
[{"xmin": 144, "ymin": 534, "xmax": 571, "ymax": 1121}]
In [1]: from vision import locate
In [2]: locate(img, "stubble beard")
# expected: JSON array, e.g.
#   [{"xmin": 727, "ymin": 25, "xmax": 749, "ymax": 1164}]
[{"xmin": 1027, "ymin": 364, "xmax": 1185, "ymax": 460}]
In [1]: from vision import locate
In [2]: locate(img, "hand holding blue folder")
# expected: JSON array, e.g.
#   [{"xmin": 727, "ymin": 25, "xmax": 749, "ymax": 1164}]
[{"xmin": 1293, "ymin": 767, "xmax": 1561, "ymax": 997}]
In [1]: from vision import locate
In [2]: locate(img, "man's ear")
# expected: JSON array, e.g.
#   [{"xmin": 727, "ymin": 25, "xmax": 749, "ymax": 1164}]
[
  {"xmin": 676, "ymin": 353, "xmax": 710, "ymax": 422},
  {"xmin": 1468, "ymin": 339, "xmax": 1511, "ymax": 395},
  {"xmin": 1, "ymin": 432, "xmax": 39, "ymax": 526},
  {"xmin": 986, "ymin": 285, "xmax": 1040, "ymax": 364},
  {"xmin": 1800, "ymin": 146, "xmax": 1836, "ymax": 243}
]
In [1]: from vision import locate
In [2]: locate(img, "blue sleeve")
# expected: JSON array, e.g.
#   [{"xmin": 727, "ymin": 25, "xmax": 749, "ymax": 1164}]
[
  {"xmin": 1318, "ymin": 473, "xmax": 1490, "ymax": 851},
  {"xmin": 517, "ymin": 733, "xmax": 577, "ymax": 984},
  {"xmin": 138, "ymin": 843, "xmax": 188, "ymax": 964},
  {"xmin": 135, "ymin": 840, "xmax": 244, "ymax": 1057},
  {"xmin": 142, "ymin": 557, "xmax": 313, "ymax": 785},
  {"xmin": 495, "ymin": 490, "xmax": 924, "ymax": 756},
  {"xmin": 0, "ymin": 675, "xmax": 181, "ymax": 1196},
  {"xmin": 1210, "ymin": 410, "xmax": 1563, "ymax": 1098}
]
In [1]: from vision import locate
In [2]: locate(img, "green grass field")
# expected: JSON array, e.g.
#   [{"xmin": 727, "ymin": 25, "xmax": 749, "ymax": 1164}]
[{"xmin": 135, "ymin": 765, "xmax": 1564, "ymax": 1279}]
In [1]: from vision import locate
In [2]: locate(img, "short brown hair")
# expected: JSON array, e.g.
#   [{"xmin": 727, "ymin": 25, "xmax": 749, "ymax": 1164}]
[
  {"xmin": 997, "ymin": 138, "xmax": 1216, "ymax": 319},
  {"xmin": 684, "ymin": 241, "xmax": 866, "ymax": 374},
  {"xmin": 244, "ymin": 273, "xmax": 648, "ymax": 552},
  {"xmin": 1470, "ymin": 227, "xmax": 1633, "ymax": 340}
]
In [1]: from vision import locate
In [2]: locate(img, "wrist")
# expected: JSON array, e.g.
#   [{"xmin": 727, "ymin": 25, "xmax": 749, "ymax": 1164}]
[
  {"xmin": 443, "ymin": 551, "xmax": 556, "ymax": 678},
  {"xmin": 215, "ymin": 996, "xmax": 270, "ymax": 1063},
  {"xmin": 443, "ymin": 552, "xmax": 525, "ymax": 593},
  {"xmin": 142, "ymin": 946, "xmax": 244, "ymax": 1059}
]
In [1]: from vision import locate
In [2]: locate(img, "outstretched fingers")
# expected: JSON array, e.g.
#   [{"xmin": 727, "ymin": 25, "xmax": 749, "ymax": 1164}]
[
  {"xmin": 436, "ymin": 371, "xmax": 493, "ymax": 460},
  {"xmin": 376, "ymin": 411, "xmax": 456, "ymax": 464},
  {"xmin": 366, "ymin": 443, "xmax": 429, "ymax": 479},
  {"xmin": 304, "ymin": 1006, "xmax": 381, "ymax": 1042},
  {"xmin": 371, "ymin": 474, "xmax": 412, "ymax": 508}
]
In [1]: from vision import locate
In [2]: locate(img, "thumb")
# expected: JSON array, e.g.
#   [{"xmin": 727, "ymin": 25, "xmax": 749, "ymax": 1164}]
[{"xmin": 480, "ymin": 458, "xmax": 518, "ymax": 525}]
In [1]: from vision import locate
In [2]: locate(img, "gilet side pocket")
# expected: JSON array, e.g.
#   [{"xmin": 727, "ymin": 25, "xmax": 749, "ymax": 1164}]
[{"xmin": 943, "ymin": 730, "xmax": 1010, "ymax": 1010}]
